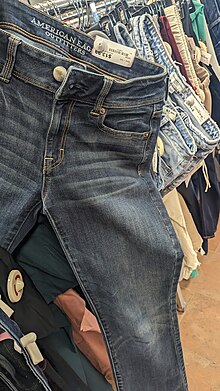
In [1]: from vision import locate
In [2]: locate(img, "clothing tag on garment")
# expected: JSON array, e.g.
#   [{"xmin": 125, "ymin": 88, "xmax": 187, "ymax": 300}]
[
  {"xmin": 163, "ymin": 105, "xmax": 177, "ymax": 122},
  {"xmin": 186, "ymin": 95, "xmax": 209, "ymax": 126},
  {"xmin": 187, "ymin": 37, "xmax": 197, "ymax": 60},
  {"xmin": 92, "ymin": 37, "xmax": 136, "ymax": 67},
  {"xmin": 200, "ymin": 50, "xmax": 212, "ymax": 66},
  {"xmin": 188, "ymin": 37, "xmax": 196, "ymax": 52},
  {"xmin": 169, "ymin": 72, "xmax": 184, "ymax": 93},
  {"xmin": 152, "ymin": 147, "xmax": 158, "ymax": 173}
]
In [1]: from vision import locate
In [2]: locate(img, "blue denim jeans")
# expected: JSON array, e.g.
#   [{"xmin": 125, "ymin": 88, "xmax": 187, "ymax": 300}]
[
  {"xmin": 158, "ymin": 99, "xmax": 197, "ymax": 190},
  {"xmin": 0, "ymin": 309, "xmax": 51, "ymax": 390},
  {"xmin": 0, "ymin": 1, "xmax": 188, "ymax": 390},
  {"xmin": 202, "ymin": 0, "xmax": 220, "ymax": 63},
  {"xmin": 114, "ymin": 14, "xmax": 220, "ymax": 193}
]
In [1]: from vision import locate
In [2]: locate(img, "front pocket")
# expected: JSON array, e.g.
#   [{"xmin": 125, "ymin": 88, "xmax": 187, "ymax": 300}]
[{"xmin": 90, "ymin": 105, "xmax": 154, "ymax": 140}]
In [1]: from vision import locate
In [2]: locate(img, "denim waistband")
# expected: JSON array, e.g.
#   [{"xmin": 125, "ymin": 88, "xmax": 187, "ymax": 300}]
[
  {"xmin": 0, "ymin": 29, "xmax": 167, "ymax": 107},
  {"xmin": 0, "ymin": 0, "xmax": 166, "ymax": 85}
]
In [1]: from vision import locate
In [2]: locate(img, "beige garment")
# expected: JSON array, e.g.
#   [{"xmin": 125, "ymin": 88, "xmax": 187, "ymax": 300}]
[
  {"xmin": 163, "ymin": 188, "xmax": 201, "ymax": 280},
  {"xmin": 177, "ymin": 192, "xmax": 203, "ymax": 254},
  {"xmin": 186, "ymin": 38, "xmax": 212, "ymax": 114},
  {"xmin": 164, "ymin": 4, "xmax": 204, "ymax": 101}
]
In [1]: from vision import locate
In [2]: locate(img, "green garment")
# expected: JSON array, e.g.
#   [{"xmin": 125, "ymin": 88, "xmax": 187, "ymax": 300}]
[
  {"xmin": 14, "ymin": 214, "xmax": 78, "ymax": 303},
  {"xmin": 190, "ymin": 0, "xmax": 206, "ymax": 43}
]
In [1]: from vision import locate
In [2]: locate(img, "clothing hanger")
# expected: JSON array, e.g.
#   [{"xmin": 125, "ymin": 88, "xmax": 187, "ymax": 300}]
[
  {"xmin": 131, "ymin": 0, "xmax": 165, "ymax": 17},
  {"xmin": 86, "ymin": 0, "xmax": 129, "ymax": 37}
]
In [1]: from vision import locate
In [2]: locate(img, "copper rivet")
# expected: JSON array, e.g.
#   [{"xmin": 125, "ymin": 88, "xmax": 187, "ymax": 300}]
[{"xmin": 100, "ymin": 108, "xmax": 106, "ymax": 115}]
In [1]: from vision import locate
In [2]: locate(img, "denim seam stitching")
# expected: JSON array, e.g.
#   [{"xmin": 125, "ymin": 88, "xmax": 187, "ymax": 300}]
[
  {"xmin": 7, "ymin": 200, "xmax": 42, "ymax": 252},
  {"xmin": 145, "ymin": 177, "xmax": 187, "ymax": 389},
  {"xmin": 0, "ymin": 23, "xmax": 127, "ymax": 82},
  {"xmin": 2, "ymin": 38, "xmax": 13, "ymax": 80},
  {"xmin": 49, "ymin": 100, "xmax": 76, "ymax": 171},
  {"xmin": 41, "ymin": 209, "xmax": 123, "ymax": 391},
  {"xmin": 94, "ymin": 78, "xmax": 113, "ymax": 113},
  {"xmin": 13, "ymin": 70, "xmax": 55, "ymax": 92},
  {"xmin": 145, "ymin": 108, "xmax": 187, "ymax": 388},
  {"xmin": 25, "ymin": 0, "xmax": 166, "ymax": 74},
  {"xmin": 97, "ymin": 117, "xmax": 149, "ymax": 140}
]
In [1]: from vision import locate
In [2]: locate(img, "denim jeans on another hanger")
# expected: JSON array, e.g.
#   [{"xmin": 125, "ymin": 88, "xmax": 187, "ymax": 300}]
[
  {"xmin": 114, "ymin": 15, "xmax": 220, "ymax": 194},
  {"xmin": 0, "ymin": 1, "xmax": 189, "ymax": 390},
  {"xmin": 139, "ymin": 15, "xmax": 220, "ymax": 165}
]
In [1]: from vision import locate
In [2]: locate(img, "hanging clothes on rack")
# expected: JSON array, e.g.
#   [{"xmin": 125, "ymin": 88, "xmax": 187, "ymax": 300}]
[
  {"xmin": 0, "ymin": 1, "xmax": 188, "ymax": 391},
  {"xmin": 0, "ymin": 0, "xmax": 220, "ymax": 390},
  {"xmin": 108, "ymin": 10, "xmax": 220, "ymax": 194}
]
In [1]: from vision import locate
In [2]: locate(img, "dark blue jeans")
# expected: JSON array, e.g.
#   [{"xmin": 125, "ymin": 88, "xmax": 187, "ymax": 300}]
[
  {"xmin": 202, "ymin": 0, "xmax": 220, "ymax": 63},
  {"xmin": 0, "ymin": 1, "xmax": 187, "ymax": 390}
]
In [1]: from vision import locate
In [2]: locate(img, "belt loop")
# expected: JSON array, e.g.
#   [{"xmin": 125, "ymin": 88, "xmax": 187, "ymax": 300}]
[
  {"xmin": 0, "ymin": 36, "xmax": 21, "ymax": 84},
  {"xmin": 90, "ymin": 77, "xmax": 113, "ymax": 116}
]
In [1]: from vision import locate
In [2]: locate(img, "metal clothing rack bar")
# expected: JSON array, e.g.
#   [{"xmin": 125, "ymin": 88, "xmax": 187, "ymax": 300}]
[{"xmin": 34, "ymin": 0, "xmax": 121, "ymax": 27}]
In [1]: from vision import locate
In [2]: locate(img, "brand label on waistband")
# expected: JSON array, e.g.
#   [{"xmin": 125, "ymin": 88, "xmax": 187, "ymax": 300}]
[
  {"xmin": 92, "ymin": 37, "xmax": 136, "ymax": 67},
  {"xmin": 185, "ymin": 94, "xmax": 209, "ymax": 126},
  {"xmin": 200, "ymin": 50, "xmax": 212, "ymax": 66},
  {"xmin": 30, "ymin": 17, "xmax": 93, "ymax": 56}
]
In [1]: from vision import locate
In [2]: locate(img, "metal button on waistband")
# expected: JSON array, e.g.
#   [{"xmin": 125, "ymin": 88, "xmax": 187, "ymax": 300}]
[{"xmin": 53, "ymin": 66, "xmax": 67, "ymax": 82}]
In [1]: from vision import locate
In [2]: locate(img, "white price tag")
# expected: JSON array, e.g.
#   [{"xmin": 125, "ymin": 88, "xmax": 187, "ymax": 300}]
[
  {"xmin": 170, "ymin": 72, "xmax": 185, "ymax": 93},
  {"xmin": 186, "ymin": 94, "xmax": 209, "ymax": 126},
  {"xmin": 200, "ymin": 50, "xmax": 212, "ymax": 66},
  {"xmin": 152, "ymin": 148, "xmax": 158, "ymax": 173},
  {"xmin": 92, "ymin": 37, "xmax": 136, "ymax": 68},
  {"xmin": 163, "ymin": 105, "xmax": 177, "ymax": 121}
]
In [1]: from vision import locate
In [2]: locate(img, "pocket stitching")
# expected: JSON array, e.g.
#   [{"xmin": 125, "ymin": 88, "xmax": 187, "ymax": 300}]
[{"xmin": 96, "ymin": 113, "xmax": 150, "ymax": 141}]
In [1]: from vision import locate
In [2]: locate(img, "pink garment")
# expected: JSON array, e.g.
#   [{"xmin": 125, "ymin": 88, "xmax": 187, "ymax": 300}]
[
  {"xmin": 0, "ymin": 331, "xmax": 13, "ymax": 342},
  {"xmin": 54, "ymin": 289, "xmax": 114, "ymax": 384}
]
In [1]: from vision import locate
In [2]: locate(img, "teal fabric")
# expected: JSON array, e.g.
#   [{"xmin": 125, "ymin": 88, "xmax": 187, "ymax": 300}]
[
  {"xmin": 190, "ymin": 0, "xmax": 206, "ymax": 43},
  {"xmin": 14, "ymin": 215, "xmax": 112, "ymax": 391},
  {"xmin": 14, "ymin": 214, "xmax": 78, "ymax": 303},
  {"xmin": 39, "ymin": 320, "xmax": 112, "ymax": 391},
  {"xmin": 190, "ymin": 269, "xmax": 199, "ymax": 278}
]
